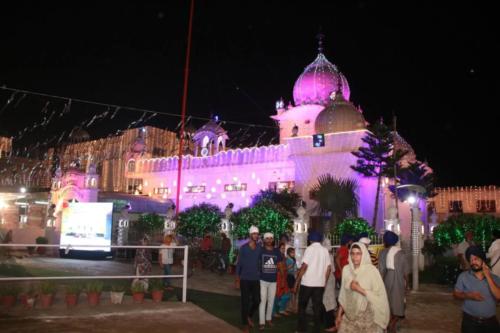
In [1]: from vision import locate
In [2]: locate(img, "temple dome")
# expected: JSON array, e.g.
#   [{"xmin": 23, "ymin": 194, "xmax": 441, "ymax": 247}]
[
  {"xmin": 293, "ymin": 53, "xmax": 350, "ymax": 106},
  {"xmin": 314, "ymin": 91, "xmax": 366, "ymax": 134}
]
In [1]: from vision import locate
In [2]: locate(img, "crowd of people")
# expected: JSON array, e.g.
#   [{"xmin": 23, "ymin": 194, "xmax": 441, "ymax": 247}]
[{"xmin": 235, "ymin": 226, "xmax": 500, "ymax": 333}]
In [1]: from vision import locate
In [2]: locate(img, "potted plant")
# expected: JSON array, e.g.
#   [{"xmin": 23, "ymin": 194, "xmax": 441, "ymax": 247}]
[
  {"xmin": 149, "ymin": 279, "xmax": 164, "ymax": 303},
  {"xmin": 0, "ymin": 283, "xmax": 21, "ymax": 308},
  {"xmin": 39, "ymin": 281, "xmax": 56, "ymax": 308},
  {"xmin": 131, "ymin": 280, "xmax": 147, "ymax": 303},
  {"xmin": 19, "ymin": 285, "xmax": 37, "ymax": 309},
  {"xmin": 85, "ymin": 281, "xmax": 103, "ymax": 306},
  {"xmin": 35, "ymin": 236, "xmax": 49, "ymax": 255},
  {"xmin": 64, "ymin": 283, "xmax": 81, "ymax": 307},
  {"xmin": 110, "ymin": 282, "xmax": 126, "ymax": 305}
]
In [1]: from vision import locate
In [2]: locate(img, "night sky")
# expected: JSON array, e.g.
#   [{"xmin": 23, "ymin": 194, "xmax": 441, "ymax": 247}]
[{"xmin": 0, "ymin": 1, "xmax": 498, "ymax": 186}]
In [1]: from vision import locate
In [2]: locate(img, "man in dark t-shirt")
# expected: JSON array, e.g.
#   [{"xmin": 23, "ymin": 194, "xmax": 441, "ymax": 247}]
[
  {"xmin": 258, "ymin": 232, "xmax": 283, "ymax": 330},
  {"xmin": 237, "ymin": 226, "xmax": 262, "ymax": 332}
]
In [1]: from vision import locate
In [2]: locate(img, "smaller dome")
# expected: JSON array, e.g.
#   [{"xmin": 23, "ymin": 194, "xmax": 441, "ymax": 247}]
[{"xmin": 314, "ymin": 92, "xmax": 366, "ymax": 134}]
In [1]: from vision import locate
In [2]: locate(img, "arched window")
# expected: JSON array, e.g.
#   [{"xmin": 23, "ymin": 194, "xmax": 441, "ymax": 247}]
[{"xmin": 127, "ymin": 160, "xmax": 136, "ymax": 172}]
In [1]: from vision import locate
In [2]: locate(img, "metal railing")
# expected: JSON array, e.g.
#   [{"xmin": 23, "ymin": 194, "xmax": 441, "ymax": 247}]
[{"xmin": 0, "ymin": 243, "xmax": 189, "ymax": 303}]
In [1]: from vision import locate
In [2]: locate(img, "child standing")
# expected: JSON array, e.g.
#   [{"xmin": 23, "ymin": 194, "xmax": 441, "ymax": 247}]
[{"xmin": 285, "ymin": 247, "xmax": 298, "ymax": 313}]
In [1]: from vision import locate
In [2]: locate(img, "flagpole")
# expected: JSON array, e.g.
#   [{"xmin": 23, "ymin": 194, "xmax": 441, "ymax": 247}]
[{"xmin": 175, "ymin": 0, "xmax": 195, "ymax": 215}]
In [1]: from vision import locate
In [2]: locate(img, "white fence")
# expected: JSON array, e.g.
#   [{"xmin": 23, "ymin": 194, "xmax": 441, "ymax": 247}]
[{"xmin": 0, "ymin": 243, "xmax": 189, "ymax": 303}]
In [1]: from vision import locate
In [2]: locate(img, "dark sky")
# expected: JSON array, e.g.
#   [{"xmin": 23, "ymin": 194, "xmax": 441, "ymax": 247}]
[{"xmin": 0, "ymin": 1, "xmax": 498, "ymax": 186}]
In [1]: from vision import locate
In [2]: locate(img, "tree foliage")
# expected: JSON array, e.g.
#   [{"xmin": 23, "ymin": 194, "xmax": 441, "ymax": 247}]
[
  {"xmin": 232, "ymin": 200, "xmax": 292, "ymax": 239},
  {"xmin": 310, "ymin": 174, "xmax": 359, "ymax": 229},
  {"xmin": 133, "ymin": 213, "xmax": 164, "ymax": 238},
  {"xmin": 433, "ymin": 214, "xmax": 500, "ymax": 250},
  {"xmin": 351, "ymin": 120, "xmax": 407, "ymax": 227},
  {"xmin": 251, "ymin": 189, "xmax": 302, "ymax": 217},
  {"xmin": 389, "ymin": 161, "xmax": 436, "ymax": 200},
  {"xmin": 333, "ymin": 217, "xmax": 374, "ymax": 238},
  {"xmin": 176, "ymin": 203, "xmax": 222, "ymax": 239}
]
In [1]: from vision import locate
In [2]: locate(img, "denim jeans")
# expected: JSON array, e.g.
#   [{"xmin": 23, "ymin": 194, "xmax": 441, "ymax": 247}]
[{"xmin": 163, "ymin": 264, "xmax": 172, "ymax": 287}]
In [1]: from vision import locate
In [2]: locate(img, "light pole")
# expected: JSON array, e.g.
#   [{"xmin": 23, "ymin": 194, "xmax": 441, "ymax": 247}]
[{"xmin": 396, "ymin": 184, "xmax": 426, "ymax": 292}]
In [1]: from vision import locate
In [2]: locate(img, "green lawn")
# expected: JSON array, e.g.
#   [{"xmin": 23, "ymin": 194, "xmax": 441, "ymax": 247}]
[{"xmin": 187, "ymin": 289, "xmax": 304, "ymax": 332}]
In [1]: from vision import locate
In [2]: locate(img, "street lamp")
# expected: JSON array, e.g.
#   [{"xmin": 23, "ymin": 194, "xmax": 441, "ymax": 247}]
[{"xmin": 396, "ymin": 184, "xmax": 426, "ymax": 292}]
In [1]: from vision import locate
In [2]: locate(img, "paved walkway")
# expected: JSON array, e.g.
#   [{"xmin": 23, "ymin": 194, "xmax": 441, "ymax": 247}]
[{"xmin": 0, "ymin": 296, "xmax": 240, "ymax": 333}]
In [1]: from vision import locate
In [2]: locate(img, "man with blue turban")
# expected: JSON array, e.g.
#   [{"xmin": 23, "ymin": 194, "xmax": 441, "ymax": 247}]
[
  {"xmin": 378, "ymin": 231, "xmax": 409, "ymax": 333},
  {"xmin": 454, "ymin": 245, "xmax": 500, "ymax": 332}
]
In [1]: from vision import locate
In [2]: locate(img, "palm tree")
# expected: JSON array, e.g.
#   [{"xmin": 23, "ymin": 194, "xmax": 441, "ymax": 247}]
[
  {"xmin": 389, "ymin": 161, "xmax": 436, "ymax": 201},
  {"xmin": 310, "ymin": 174, "xmax": 359, "ymax": 233}
]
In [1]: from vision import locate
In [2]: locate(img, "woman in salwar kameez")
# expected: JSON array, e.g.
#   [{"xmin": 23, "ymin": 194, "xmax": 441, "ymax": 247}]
[{"xmin": 336, "ymin": 242, "xmax": 390, "ymax": 333}]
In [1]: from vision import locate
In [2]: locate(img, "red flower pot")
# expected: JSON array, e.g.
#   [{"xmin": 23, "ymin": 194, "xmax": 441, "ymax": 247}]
[
  {"xmin": 65, "ymin": 294, "xmax": 78, "ymax": 307},
  {"xmin": 132, "ymin": 292, "xmax": 145, "ymax": 303},
  {"xmin": 1, "ymin": 295, "xmax": 16, "ymax": 307},
  {"xmin": 87, "ymin": 292, "xmax": 100, "ymax": 306},
  {"xmin": 40, "ymin": 294, "xmax": 53, "ymax": 308},
  {"xmin": 151, "ymin": 290, "xmax": 164, "ymax": 303}
]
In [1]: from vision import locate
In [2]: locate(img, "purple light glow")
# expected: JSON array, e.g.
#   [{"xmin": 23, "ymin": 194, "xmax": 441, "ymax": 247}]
[{"xmin": 293, "ymin": 53, "xmax": 350, "ymax": 106}]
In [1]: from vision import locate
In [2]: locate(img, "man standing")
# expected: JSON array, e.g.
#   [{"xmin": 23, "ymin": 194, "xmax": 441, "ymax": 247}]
[
  {"xmin": 454, "ymin": 246, "xmax": 500, "ymax": 333},
  {"xmin": 293, "ymin": 231, "xmax": 331, "ymax": 333},
  {"xmin": 221, "ymin": 232, "xmax": 232, "ymax": 272},
  {"xmin": 159, "ymin": 234, "xmax": 176, "ymax": 290},
  {"xmin": 378, "ymin": 231, "xmax": 409, "ymax": 333},
  {"xmin": 237, "ymin": 226, "xmax": 261, "ymax": 333},
  {"xmin": 456, "ymin": 231, "xmax": 475, "ymax": 271},
  {"xmin": 487, "ymin": 230, "xmax": 500, "ymax": 276},
  {"xmin": 258, "ymin": 232, "xmax": 283, "ymax": 330}
]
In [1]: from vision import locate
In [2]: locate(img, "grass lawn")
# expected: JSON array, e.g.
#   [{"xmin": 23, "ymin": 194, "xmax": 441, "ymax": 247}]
[
  {"xmin": 187, "ymin": 288, "xmax": 308, "ymax": 332},
  {"xmin": 0, "ymin": 262, "xmax": 76, "ymax": 278}
]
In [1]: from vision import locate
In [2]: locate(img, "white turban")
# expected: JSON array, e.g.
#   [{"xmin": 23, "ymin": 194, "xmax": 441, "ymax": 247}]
[
  {"xmin": 249, "ymin": 225, "xmax": 259, "ymax": 234},
  {"xmin": 263, "ymin": 232, "xmax": 274, "ymax": 239}
]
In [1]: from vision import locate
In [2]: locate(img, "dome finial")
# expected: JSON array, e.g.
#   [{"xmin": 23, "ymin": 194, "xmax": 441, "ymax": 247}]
[{"xmin": 316, "ymin": 31, "xmax": 325, "ymax": 54}]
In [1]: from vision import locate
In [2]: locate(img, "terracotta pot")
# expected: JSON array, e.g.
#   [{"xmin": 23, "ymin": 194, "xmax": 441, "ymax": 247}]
[
  {"xmin": 151, "ymin": 290, "xmax": 163, "ymax": 303},
  {"xmin": 110, "ymin": 291, "xmax": 125, "ymax": 304},
  {"xmin": 132, "ymin": 292, "xmax": 144, "ymax": 303},
  {"xmin": 65, "ymin": 294, "xmax": 78, "ymax": 307},
  {"xmin": 40, "ymin": 294, "xmax": 53, "ymax": 308},
  {"xmin": 1, "ymin": 295, "xmax": 16, "ymax": 307},
  {"xmin": 87, "ymin": 292, "xmax": 101, "ymax": 306}
]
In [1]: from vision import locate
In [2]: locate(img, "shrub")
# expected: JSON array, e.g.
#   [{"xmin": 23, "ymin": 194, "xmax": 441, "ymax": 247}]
[
  {"xmin": 0, "ymin": 283, "xmax": 22, "ymax": 296},
  {"xmin": 131, "ymin": 281, "xmax": 147, "ymax": 293},
  {"xmin": 64, "ymin": 283, "xmax": 82, "ymax": 295},
  {"xmin": 177, "ymin": 203, "xmax": 223, "ymax": 239},
  {"xmin": 433, "ymin": 214, "xmax": 500, "ymax": 250},
  {"xmin": 420, "ymin": 256, "xmax": 461, "ymax": 286},
  {"xmin": 40, "ymin": 281, "xmax": 56, "ymax": 295},
  {"xmin": 35, "ymin": 236, "xmax": 49, "ymax": 244},
  {"xmin": 110, "ymin": 281, "xmax": 127, "ymax": 292},
  {"xmin": 85, "ymin": 281, "xmax": 104, "ymax": 293},
  {"xmin": 232, "ymin": 200, "xmax": 292, "ymax": 239},
  {"xmin": 333, "ymin": 217, "xmax": 375, "ymax": 238},
  {"xmin": 132, "ymin": 213, "xmax": 164, "ymax": 238},
  {"xmin": 149, "ymin": 279, "xmax": 163, "ymax": 291}
]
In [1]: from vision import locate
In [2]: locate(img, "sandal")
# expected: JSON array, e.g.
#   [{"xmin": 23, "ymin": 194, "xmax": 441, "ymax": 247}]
[{"xmin": 259, "ymin": 325, "xmax": 265, "ymax": 331}]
